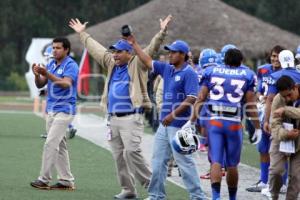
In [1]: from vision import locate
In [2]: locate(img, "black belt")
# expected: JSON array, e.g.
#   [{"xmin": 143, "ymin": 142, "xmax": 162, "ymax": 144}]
[{"xmin": 110, "ymin": 110, "xmax": 143, "ymax": 117}]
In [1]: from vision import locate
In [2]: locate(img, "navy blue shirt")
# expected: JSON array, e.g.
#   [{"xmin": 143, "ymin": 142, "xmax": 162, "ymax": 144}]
[
  {"xmin": 107, "ymin": 65, "xmax": 134, "ymax": 113},
  {"xmin": 152, "ymin": 61, "xmax": 199, "ymax": 128},
  {"xmin": 46, "ymin": 56, "xmax": 79, "ymax": 115}
]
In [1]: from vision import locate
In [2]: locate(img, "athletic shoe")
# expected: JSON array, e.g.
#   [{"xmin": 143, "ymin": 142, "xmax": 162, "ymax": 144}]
[
  {"xmin": 50, "ymin": 182, "xmax": 75, "ymax": 191},
  {"xmin": 67, "ymin": 128, "xmax": 77, "ymax": 139},
  {"xmin": 30, "ymin": 179, "xmax": 50, "ymax": 190},
  {"xmin": 261, "ymin": 186, "xmax": 271, "ymax": 199},
  {"xmin": 199, "ymin": 144, "xmax": 207, "ymax": 152},
  {"xmin": 246, "ymin": 180, "xmax": 267, "ymax": 192},
  {"xmin": 200, "ymin": 172, "xmax": 210, "ymax": 179}
]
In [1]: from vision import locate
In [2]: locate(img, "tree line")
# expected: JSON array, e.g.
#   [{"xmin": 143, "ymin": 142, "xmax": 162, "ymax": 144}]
[{"xmin": 1, "ymin": 0, "xmax": 300, "ymax": 91}]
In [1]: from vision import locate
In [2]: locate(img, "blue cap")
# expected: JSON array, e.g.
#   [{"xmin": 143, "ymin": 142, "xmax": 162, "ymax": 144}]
[
  {"xmin": 164, "ymin": 40, "xmax": 190, "ymax": 54},
  {"xmin": 109, "ymin": 39, "xmax": 133, "ymax": 52}
]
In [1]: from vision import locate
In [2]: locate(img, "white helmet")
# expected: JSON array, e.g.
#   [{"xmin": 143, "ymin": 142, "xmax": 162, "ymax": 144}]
[
  {"xmin": 171, "ymin": 127, "xmax": 200, "ymax": 154},
  {"xmin": 279, "ymin": 50, "xmax": 295, "ymax": 68}
]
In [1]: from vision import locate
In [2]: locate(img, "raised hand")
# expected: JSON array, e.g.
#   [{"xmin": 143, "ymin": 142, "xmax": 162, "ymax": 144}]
[
  {"xmin": 160, "ymin": 14, "xmax": 172, "ymax": 31},
  {"xmin": 68, "ymin": 18, "xmax": 88, "ymax": 33},
  {"xmin": 126, "ymin": 35, "xmax": 136, "ymax": 46}
]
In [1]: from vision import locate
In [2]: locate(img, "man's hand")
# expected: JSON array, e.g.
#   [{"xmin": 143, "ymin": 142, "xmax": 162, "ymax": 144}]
[
  {"xmin": 263, "ymin": 121, "xmax": 271, "ymax": 134},
  {"xmin": 126, "ymin": 35, "xmax": 136, "ymax": 46},
  {"xmin": 273, "ymin": 107, "xmax": 285, "ymax": 118},
  {"xmin": 287, "ymin": 129, "xmax": 299, "ymax": 140},
  {"xmin": 251, "ymin": 129, "xmax": 262, "ymax": 145},
  {"xmin": 36, "ymin": 65, "xmax": 48, "ymax": 77},
  {"xmin": 32, "ymin": 63, "xmax": 40, "ymax": 76},
  {"xmin": 69, "ymin": 18, "xmax": 88, "ymax": 33},
  {"xmin": 160, "ymin": 14, "xmax": 172, "ymax": 31},
  {"xmin": 162, "ymin": 113, "xmax": 174, "ymax": 127}
]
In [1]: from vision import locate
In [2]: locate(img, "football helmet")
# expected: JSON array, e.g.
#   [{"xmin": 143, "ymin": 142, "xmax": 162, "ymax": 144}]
[
  {"xmin": 199, "ymin": 48, "xmax": 217, "ymax": 68},
  {"xmin": 172, "ymin": 127, "xmax": 200, "ymax": 154}
]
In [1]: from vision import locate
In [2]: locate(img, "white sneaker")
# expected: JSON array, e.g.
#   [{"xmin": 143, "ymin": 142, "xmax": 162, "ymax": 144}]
[
  {"xmin": 280, "ymin": 184, "xmax": 287, "ymax": 193},
  {"xmin": 261, "ymin": 186, "xmax": 271, "ymax": 199}
]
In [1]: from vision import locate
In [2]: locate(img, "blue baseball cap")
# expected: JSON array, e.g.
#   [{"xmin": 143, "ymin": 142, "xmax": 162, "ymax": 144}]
[
  {"xmin": 164, "ymin": 40, "xmax": 190, "ymax": 54},
  {"xmin": 109, "ymin": 39, "xmax": 133, "ymax": 52}
]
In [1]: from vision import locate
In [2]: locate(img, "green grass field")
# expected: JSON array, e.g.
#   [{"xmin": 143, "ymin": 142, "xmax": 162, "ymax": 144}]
[{"xmin": 0, "ymin": 112, "xmax": 188, "ymax": 200}]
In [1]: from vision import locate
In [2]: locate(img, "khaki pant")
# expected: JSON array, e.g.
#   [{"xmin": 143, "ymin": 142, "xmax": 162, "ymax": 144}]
[
  {"xmin": 269, "ymin": 140, "xmax": 300, "ymax": 200},
  {"xmin": 38, "ymin": 112, "xmax": 74, "ymax": 186},
  {"xmin": 108, "ymin": 113, "xmax": 151, "ymax": 193}
]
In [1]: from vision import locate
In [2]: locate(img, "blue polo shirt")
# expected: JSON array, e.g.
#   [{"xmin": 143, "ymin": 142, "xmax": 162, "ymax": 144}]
[
  {"xmin": 152, "ymin": 61, "xmax": 199, "ymax": 128},
  {"xmin": 46, "ymin": 56, "xmax": 79, "ymax": 115},
  {"xmin": 267, "ymin": 67, "xmax": 300, "ymax": 95},
  {"xmin": 107, "ymin": 64, "xmax": 134, "ymax": 113}
]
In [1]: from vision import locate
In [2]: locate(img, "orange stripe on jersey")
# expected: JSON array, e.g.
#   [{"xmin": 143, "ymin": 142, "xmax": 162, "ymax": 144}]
[
  {"xmin": 229, "ymin": 124, "xmax": 242, "ymax": 131},
  {"xmin": 209, "ymin": 120, "xmax": 223, "ymax": 128}
]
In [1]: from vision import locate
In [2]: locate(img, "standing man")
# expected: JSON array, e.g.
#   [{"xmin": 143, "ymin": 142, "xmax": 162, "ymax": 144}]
[
  {"xmin": 30, "ymin": 37, "xmax": 78, "ymax": 190},
  {"xmin": 190, "ymin": 49, "xmax": 261, "ymax": 200},
  {"xmin": 69, "ymin": 16, "xmax": 172, "ymax": 200},
  {"xmin": 128, "ymin": 36, "xmax": 206, "ymax": 199},
  {"xmin": 269, "ymin": 75, "xmax": 300, "ymax": 200},
  {"xmin": 246, "ymin": 45, "xmax": 285, "ymax": 192}
]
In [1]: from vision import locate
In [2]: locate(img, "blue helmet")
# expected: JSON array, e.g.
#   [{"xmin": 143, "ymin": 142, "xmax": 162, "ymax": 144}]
[
  {"xmin": 199, "ymin": 48, "xmax": 217, "ymax": 68},
  {"xmin": 295, "ymin": 45, "xmax": 300, "ymax": 59},
  {"xmin": 221, "ymin": 44, "xmax": 237, "ymax": 62},
  {"xmin": 43, "ymin": 45, "xmax": 53, "ymax": 59},
  {"xmin": 216, "ymin": 53, "xmax": 222, "ymax": 65},
  {"xmin": 171, "ymin": 127, "xmax": 200, "ymax": 155}
]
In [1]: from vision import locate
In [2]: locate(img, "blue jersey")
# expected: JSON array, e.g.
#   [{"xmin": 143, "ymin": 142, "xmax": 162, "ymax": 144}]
[
  {"xmin": 256, "ymin": 64, "xmax": 277, "ymax": 96},
  {"xmin": 152, "ymin": 61, "xmax": 199, "ymax": 128},
  {"xmin": 46, "ymin": 56, "xmax": 79, "ymax": 115},
  {"xmin": 267, "ymin": 68, "xmax": 300, "ymax": 95},
  {"xmin": 201, "ymin": 65, "xmax": 256, "ymax": 121}
]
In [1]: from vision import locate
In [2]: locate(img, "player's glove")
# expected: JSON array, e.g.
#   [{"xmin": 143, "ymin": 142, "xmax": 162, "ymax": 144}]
[{"xmin": 250, "ymin": 129, "xmax": 262, "ymax": 145}]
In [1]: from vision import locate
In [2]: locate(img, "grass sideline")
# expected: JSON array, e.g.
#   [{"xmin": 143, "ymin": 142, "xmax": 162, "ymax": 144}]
[{"xmin": 0, "ymin": 112, "xmax": 188, "ymax": 200}]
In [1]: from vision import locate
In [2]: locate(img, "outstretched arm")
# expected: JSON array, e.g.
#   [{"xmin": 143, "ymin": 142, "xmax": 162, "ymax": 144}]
[{"xmin": 68, "ymin": 18, "xmax": 114, "ymax": 68}]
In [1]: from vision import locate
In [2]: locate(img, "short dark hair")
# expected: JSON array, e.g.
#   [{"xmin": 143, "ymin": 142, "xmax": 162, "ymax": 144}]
[
  {"xmin": 276, "ymin": 75, "xmax": 295, "ymax": 92},
  {"xmin": 53, "ymin": 37, "xmax": 71, "ymax": 55},
  {"xmin": 224, "ymin": 49, "xmax": 243, "ymax": 67},
  {"xmin": 266, "ymin": 45, "xmax": 285, "ymax": 63}
]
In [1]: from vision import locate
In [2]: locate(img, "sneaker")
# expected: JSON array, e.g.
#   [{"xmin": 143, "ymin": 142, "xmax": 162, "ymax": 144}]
[
  {"xmin": 261, "ymin": 186, "xmax": 271, "ymax": 199},
  {"xmin": 114, "ymin": 191, "xmax": 138, "ymax": 199},
  {"xmin": 280, "ymin": 184, "xmax": 287, "ymax": 193},
  {"xmin": 67, "ymin": 128, "xmax": 77, "ymax": 139},
  {"xmin": 200, "ymin": 172, "xmax": 210, "ymax": 179},
  {"xmin": 246, "ymin": 180, "xmax": 267, "ymax": 192},
  {"xmin": 199, "ymin": 144, "xmax": 207, "ymax": 152},
  {"xmin": 50, "ymin": 182, "xmax": 75, "ymax": 191},
  {"xmin": 30, "ymin": 179, "xmax": 50, "ymax": 190}
]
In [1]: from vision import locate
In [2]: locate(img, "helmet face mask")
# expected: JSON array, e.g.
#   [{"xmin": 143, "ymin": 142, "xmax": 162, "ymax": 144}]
[{"xmin": 172, "ymin": 127, "xmax": 200, "ymax": 155}]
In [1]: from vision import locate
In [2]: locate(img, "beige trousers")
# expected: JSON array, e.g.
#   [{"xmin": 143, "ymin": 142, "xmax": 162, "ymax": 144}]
[
  {"xmin": 269, "ymin": 141, "xmax": 300, "ymax": 200},
  {"xmin": 38, "ymin": 112, "xmax": 74, "ymax": 186},
  {"xmin": 108, "ymin": 113, "xmax": 151, "ymax": 193}
]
